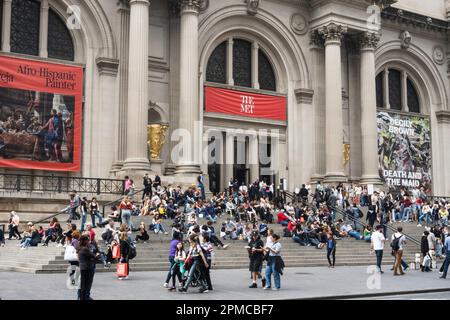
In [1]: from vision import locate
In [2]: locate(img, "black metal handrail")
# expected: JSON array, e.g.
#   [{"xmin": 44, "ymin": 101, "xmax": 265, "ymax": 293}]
[
  {"xmin": 0, "ymin": 173, "xmax": 125, "ymax": 195},
  {"xmin": 283, "ymin": 191, "xmax": 421, "ymax": 247},
  {"xmin": 101, "ymin": 189, "xmax": 145, "ymax": 217},
  {"xmin": 33, "ymin": 206, "xmax": 72, "ymax": 226}
]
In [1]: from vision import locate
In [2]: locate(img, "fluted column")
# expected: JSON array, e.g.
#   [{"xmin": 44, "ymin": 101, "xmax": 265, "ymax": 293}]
[
  {"xmin": 248, "ymin": 133, "xmax": 259, "ymax": 183},
  {"xmin": 227, "ymin": 38, "xmax": 234, "ymax": 86},
  {"xmin": 175, "ymin": 0, "xmax": 201, "ymax": 175},
  {"xmin": 39, "ymin": 0, "xmax": 49, "ymax": 58},
  {"xmin": 359, "ymin": 32, "xmax": 382, "ymax": 185},
  {"xmin": 111, "ymin": 0, "xmax": 130, "ymax": 172},
  {"xmin": 1, "ymin": 0, "xmax": 12, "ymax": 52},
  {"xmin": 251, "ymin": 41, "xmax": 259, "ymax": 89},
  {"xmin": 122, "ymin": 0, "xmax": 151, "ymax": 172},
  {"xmin": 225, "ymin": 131, "xmax": 234, "ymax": 185},
  {"xmin": 319, "ymin": 23, "xmax": 348, "ymax": 183}
]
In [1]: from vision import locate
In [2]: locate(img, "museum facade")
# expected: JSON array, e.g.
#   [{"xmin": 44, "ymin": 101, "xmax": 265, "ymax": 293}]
[{"xmin": 0, "ymin": 0, "xmax": 449, "ymax": 195}]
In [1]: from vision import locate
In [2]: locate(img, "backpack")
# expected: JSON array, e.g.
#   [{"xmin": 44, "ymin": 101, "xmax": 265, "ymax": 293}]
[
  {"xmin": 391, "ymin": 235, "xmax": 401, "ymax": 251},
  {"xmin": 128, "ymin": 241, "xmax": 137, "ymax": 260}
]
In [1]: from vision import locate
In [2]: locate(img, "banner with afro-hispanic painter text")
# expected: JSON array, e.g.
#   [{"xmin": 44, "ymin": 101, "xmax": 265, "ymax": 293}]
[
  {"xmin": 0, "ymin": 55, "xmax": 83, "ymax": 171},
  {"xmin": 377, "ymin": 111, "xmax": 432, "ymax": 193}
]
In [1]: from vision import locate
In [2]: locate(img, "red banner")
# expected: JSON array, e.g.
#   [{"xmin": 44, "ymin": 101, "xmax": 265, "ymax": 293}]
[
  {"xmin": 205, "ymin": 86, "xmax": 286, "ymax": 121},
  {"xmin": 0, "ymin": 55, "xmax": 83, "ymax": 171}
]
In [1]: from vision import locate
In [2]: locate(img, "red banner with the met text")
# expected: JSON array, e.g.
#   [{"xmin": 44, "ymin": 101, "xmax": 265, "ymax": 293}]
[{"xmin": 205, "ymin": 86, "xmax": 286, "ymax": 121}]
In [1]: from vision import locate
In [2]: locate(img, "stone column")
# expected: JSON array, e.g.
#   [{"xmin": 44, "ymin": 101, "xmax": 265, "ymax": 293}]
[
  {"xmin": 359, "ymin": 32, "xmax": 382, "ymax": 185},
  {"xmin": 248, "ymin": 133, "xmax": 259, "ymax": 183},
  {"xmin": 251, "ymin": 41, "xmax": 259, "ymax": 89},
  {"xmin": 122, "ymin": 0, "xmax": 152, "ymax": 172},
  {"xmin": 39, "ymin": 0, "xmax": 49, "ymax": 58},
  {"xmin": 175, "ymin": 0, "xmax": 202, "ymax": 175},
  {"xmin": 111, "ymin": 0, "xmax": 130, "ymax": 172},
  {"xmin": 225, "ymin": 131, "xmax": 234, "ymax": 186},
  {"xmin": 227, "ymin": 38, "xmax": 234, "ymax": 86},
  {"xmin": 1, "ymin": 0, "xmax": 12, "ymax": 52},
  {"xmin": 319, "ymin": 23, "xmax": 347, "ymax": 183}
]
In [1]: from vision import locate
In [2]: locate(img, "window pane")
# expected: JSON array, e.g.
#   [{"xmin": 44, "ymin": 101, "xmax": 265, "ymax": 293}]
[
  {"xmin": 258, "ymin": 49, "xmax": 276, "ymax": 91},
  {"xmin": 388, "ymin": 69, "xmax": 402, "ymax": 110},
  {"xmin": 376, "ymin": 71, "xmax": 384, "ymax": 108},
  {"xmin": 233, "ymin": 39, "xmax": 252, "ymax": 88},
  {"xmin": 407, "ymin": 78, "xmax": 420, "ymax": 113},
  {"xmin": 48, "ymin": 9, "xmax": 75, "ymax": 61},
  {"xmin": 206, "ymin": 41, "xmax": 226, "ymax": 84},
  {"xmin": 11, "ymin": 0, "xmax": 40, "ymax": 56}
]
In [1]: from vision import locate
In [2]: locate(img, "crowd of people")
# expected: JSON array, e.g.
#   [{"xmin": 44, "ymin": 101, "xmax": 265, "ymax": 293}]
[{"xmin": 2, "ymin": 175, "xmax": 450, "ymax": 298}]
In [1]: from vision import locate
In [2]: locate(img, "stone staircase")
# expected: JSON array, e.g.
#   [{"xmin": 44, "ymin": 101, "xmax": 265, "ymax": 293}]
[{"xmin": 0, "ymin": 212, "xmax": 423, "ymax": 274}]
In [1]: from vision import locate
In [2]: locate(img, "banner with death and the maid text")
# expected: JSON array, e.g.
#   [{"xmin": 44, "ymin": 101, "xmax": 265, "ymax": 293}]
[
  {"xmin": 0, "ymin": 55, "xmax": 83, "ymax": 171},
  {"xmin": 377, "ymin": 111, "xmax": 432, "ymax": 193}
]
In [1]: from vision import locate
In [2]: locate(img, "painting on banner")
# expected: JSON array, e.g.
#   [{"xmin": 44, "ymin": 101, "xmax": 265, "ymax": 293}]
[
  {"xmin": 0, "ymin": 56, "xmax": 83, "ymax": 172},
  {"xmin": 377, "ymin": 111, "xmax": 432, "ymax": 193}
]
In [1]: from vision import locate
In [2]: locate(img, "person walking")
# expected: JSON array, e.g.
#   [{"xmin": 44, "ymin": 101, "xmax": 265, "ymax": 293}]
[
  {"xmin": 179, "ymin": 234, "xmax": 209, "ymax": 293},
  {"xmin": 8, "ymin": 211, "xmax": 21, "ymax": 240},
  {"xmin": 77, "ymin": 235, "xmax": 97, "ymax": 300},
  {"xmin": 247, "ymin": 231, "xmax": 266, "ymax": 288},
  {"xmin": 264, "ymin": 234, "xmax": 283, "ymax": 290},
  {"xmin": 326, "ymin": 232, "xmax": 336, "ymax": 268},
  {"xmin": 119, "ymin": 196, "xmax": 134, "ymax": 230},
  {"xmin": 142, "ymin": 173, "xmax": 153, "ymax": 201},
  {"xmin": 164, "ymin": 233, "xmax": 183, "ymax": 288},
  {"xmin": 420, "ymin": 230, "xmax": 431, "ymax": 272},
  {"xmin": 439, "ymin": 233, "xmax": 450, "ymax": 279},
  {"xmin": 371, "ymin": 225, "xmax": 386, "ymax": 273},
  {"xmin": 391, "ymin": 226, "xmax": 406, "ymax": 276},
  {"xmin": 118, "ymin": 225, "xmax": 131, "ymax": 280},
  {"xmin": 69, "ymin": 191, "xmax": 81, "ymax": 220},
  {"xmin": 89, "ymin": 198, "xmax": 103, "ymax": 228}
]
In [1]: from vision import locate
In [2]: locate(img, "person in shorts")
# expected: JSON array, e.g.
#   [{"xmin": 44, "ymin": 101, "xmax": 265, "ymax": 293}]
[{"xmin": 247, "ymin": 231, "xmax": 266, "ymax": 288}]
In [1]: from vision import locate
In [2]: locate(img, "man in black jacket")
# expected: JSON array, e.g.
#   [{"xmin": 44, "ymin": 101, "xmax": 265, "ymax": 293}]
[{"xmin": 142, "ymin": 173, "xmax": 152, "ymax": 201}]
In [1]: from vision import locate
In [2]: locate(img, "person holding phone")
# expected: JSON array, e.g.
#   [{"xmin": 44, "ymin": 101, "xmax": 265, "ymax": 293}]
[{"xmin": 247, "ymin": 231, "xmax": 265, "ymax": 288}]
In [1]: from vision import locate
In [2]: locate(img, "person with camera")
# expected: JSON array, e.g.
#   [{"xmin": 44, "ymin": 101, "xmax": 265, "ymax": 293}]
[
  {"xmin": 264, "ymin": 234, "xmax": 283, "ymax": 290},
  {"xmin": 247, "ymin": 231, "xmax": 266, "ymax": 288}
]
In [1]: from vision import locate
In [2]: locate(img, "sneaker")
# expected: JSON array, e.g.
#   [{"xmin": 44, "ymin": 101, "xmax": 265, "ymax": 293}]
[
  {"xmin": 164, "ymin": 232, "xmax": 168, "ymax": 235},
  {"xmin": 168, "ymin": 287, "xmax": 176, "ymax": 291},
  {"xmin": 439, "ymin": 276, "xmax": 446, "ymax": 279},
  {"xmin": 263, "ymin": 286, "xmax": 271, "ymax": 290},
  {"xmin": 178, "ymin": 287, "xmax": 187, "ymax": 293},
  {"xmin": 272, "ymin": 288, "xmax": 280, "ymax": 291},
  {"xmin": 163, "ymin": 283, "xmax": 169, "ymax": 288},
  {"xmin": 417, "ymin": 224, "xmax": 422, "ymax": 227},
  {"xmin": 199, "ymin": 288, "xmax": 209, "ymax": 293},
  {"xmin": 249, "ymin": 283, "xmax": 257, "ymax": 288},
  {"xmin": 124, "ymin": 276, "xmax": 129, "ymax": 280},
  {"xmin": 118, "ymin": 277, "xmax": 123, "ymax": 280},
  {"xmin": 222, "ymin": 244, "xmax": 230, "ymax": 249}
]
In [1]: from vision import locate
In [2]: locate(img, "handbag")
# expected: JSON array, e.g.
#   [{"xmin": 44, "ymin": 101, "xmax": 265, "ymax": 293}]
[
  {"xmin": 116, "ymin": 263, "xmax": 128, "ymax": 277},
  {"xmin": 112, "ymin": 244, "xmax": 121, "ymax": 259},
  {"xmin": 64, "ymin": 245, "xmax": 78, "ymax": 261}
]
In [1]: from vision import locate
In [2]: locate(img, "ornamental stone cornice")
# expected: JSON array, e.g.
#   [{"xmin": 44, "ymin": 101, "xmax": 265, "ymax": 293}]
[
  {"xmin": 96, "ymin": 57, "xmax": 120, "ymax": 76},
  {"xmin": 295, "ymin": 88, "xmax": 314, "ymax": 104},
  {"xmin": 318, "ymin": 23, "xmax": 348, "ymax": 44},
  {"xmin": 309, "ymin": 29, "xmax": 324, "ymax": 48},
  {"xmin": 436, "ymin": 111, "xmax": 450, "ymax": 124},
  {"xmin": 359, "ymin": 31, "xmax": 381, "ymax": 50},
  {"xmin": 180, "ymin": 0, "xmax": 201, "ymax": 13}
]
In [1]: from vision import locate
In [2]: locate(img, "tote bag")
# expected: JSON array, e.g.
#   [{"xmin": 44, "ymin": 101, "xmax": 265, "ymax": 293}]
[
  {"xmin": 116, "ymin": 263, "xmax": 128, "ymax": 277},
  {"xmin": 112, "ymin": 244, "xmax": 121, "ymax": 259},
  {"xmin": 64, "ymin": 245, "xmax": 78, "ymax": 261}
]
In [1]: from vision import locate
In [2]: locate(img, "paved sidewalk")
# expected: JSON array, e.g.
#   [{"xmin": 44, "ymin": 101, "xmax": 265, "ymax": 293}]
[{"xmin": 1, "ymin": 265, "xmax": 449, "ymax": 300}]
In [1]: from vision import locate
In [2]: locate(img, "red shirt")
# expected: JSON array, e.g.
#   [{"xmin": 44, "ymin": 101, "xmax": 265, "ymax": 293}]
[{"xmin": 277, "ymin": 212, "xmax": 289, "ymax": 224}]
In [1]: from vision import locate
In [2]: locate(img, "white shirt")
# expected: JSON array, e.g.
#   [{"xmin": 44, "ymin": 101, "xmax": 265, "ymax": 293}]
[{"xmin": 371, "ymin": 231, "xmax": 385, "ymax": 251}]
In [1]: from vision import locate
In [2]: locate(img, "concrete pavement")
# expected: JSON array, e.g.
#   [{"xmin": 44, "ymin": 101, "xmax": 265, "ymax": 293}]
[{"xmin": 1, "ymin": 265, "xmax": 450, "ymax": 300}]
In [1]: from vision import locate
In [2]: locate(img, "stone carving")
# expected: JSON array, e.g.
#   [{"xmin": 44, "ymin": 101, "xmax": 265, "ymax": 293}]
[
  {"xmin": 432, "ymin": 46, "xmax": 445, "ymax": 65},
  {"xmin": 309, "ymin": 30, "xmax": 324, "ymax": 48},
  {"xmin": 245, "ymin": 0, "xmax": 260, "ymax": 16},
  {"xmin": 359, "ymin": 32, "xmax": 381, "ymax": 50},
  {"xmin": 199, "ymin": 0, "xmax": 209, "ymax": 12},
  {"xmin": 291, "ymin": 13, "xmax": 308, "ymax": 35},
  {"xmin": 148, "ymin": 124, "xmax": 169, "ymax": 160},
  {"xmin": 319, "ymin": 23, "xmax": 347, "ymax": 44},
  {"xmin": 399, "ymin": 30, "xmax": 411, "ymax": 49}
]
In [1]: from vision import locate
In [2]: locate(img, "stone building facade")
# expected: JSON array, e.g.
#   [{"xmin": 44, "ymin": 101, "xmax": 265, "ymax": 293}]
[{"xmin": 0, "ymin": 0, "xmax": 449, "ymax": 195}]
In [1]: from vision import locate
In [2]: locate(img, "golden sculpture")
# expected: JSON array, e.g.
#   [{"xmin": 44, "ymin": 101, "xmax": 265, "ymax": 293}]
[
  {"xmin": 147, "ymin": 124, "xmax": 168, "ymax": 160},
  {"xmin": 343, "ymin": 143, "xmax": 350, "ymax": 167}
]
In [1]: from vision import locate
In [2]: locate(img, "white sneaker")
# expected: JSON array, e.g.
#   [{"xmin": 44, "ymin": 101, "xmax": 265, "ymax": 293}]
[
  {"xmin": 124, "ymin": 276, "xmax": 129, "ymax": 280},
  {"xmin": 163, "ymin": 283, "xmax": 169, "ymax": 288},
  {"xmin": 164, "ymin": 232, "xmax": 168, "ymax": 235},
  {"xmin": 20, "ymin": 247, "xmax": 27, "ymax": 250},
  {"xmin": 222, "ymin": 244, "xmax": 230, "ymax": 249},
  {"xmin": 417, "ymin": 224, "xmax": 422, "ymax": 227},
  {"xmin": 118, "ymin": 277, "xmax": 123, "ymax": 280},
  {"xmin": 263, "ymin": 286, "xmax": 271, "ymax": 290},
  {"xmin": 154, "ymin": 230, "xmax": 158, "ymax": 234}
]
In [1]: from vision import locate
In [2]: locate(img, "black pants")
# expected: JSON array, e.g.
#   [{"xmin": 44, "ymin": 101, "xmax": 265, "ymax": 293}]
[
  {"xmin": 8, "ymin": 225, "xmax": 21, "ymax": 239},
  {"xmin": 80, "ymin": 268, "xmax": 95, "ymax": 300},
  {"xmin": 203, "ymin": 261, "xmax": 213, "ymax": 290},
  {"xmin": 327, "ymin": 247, "xmax": 336, "ymax": 266},
  {"xmin": 184, "ymin": 258, "xmax": 207, "ymax": 291},
  {"xmin": 171, "ymin": 263, "xmax": 182, "ymax": 287},
  {"xmin": 210, "ymin": 235, "xmax": 223, "ymax": 247},
  {"xmin": 375, "ymin": 250, "xmax": 383, "ymax": 270},
  {"xmin": 0, "ymin": 229, "xmax": 4, "ymax": 244},
  {"xmin": 135, "ymin": 234, "xmax": 149, "ymax": 242},
  {"xmin": 142, "ymin": 188, "xmax": 152, "ymax": 201}
]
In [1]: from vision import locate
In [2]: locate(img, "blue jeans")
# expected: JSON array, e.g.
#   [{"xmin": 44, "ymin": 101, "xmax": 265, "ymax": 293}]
[
  {"xmin": 348, "ymin": 230, "xmax": 361, "ymax": 240},
  {"xmin": 441, "ymin": 254, "xmax": 450, "ymax": 278},
  {"xmin": 154, "ymin": 224, "xmax": 166, "ymax": 233},
  {"xmin": 402, "ymin": 207, "xmax": 411, "ymax": 221},
  {"xmin": 20, "ymin": 238, "xmax": 32, "ymax": 248},
  {"xmin": 80, "ymin": 212, "xmax": 87, "ymax": 232},
  {"xmin": 70, "ymin": 206, "xmax": 80, "ymax": 220},
  {"xmin": 121, "ymin": 210, "xmax": 134, "ymax": 229},
  {"xmin": 419, "ymin": 212, "xmax": 431, "ymax": 224},
  {"xmin": 90, "ymin": 211, "xmax": 103, "ymax": 227},
  {"xmin": 265, "ymin": 258, "xmax": 280, "ymax": 289},
  {"xmin": 165, "ymin": 256, "xmax": 176, "ymax": 284}
]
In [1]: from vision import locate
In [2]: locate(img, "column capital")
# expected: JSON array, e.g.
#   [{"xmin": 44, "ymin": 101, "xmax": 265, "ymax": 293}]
[
  {"xmin": 294, "ymin": 88, "xmax": 314, "ymax": 104},
  {"xmin": 117, "ymin": 0, "xmax": 130, "ymax": 12},
  {"xmin": 129, "ymin": 0, "xmax": 149, "ymax": 7},
  {"xmin": 318, "ymin": 23, "xmax": 347, "ymax": 45},
  {"xmin": 40, "ymin": 0, "xmax": 49, "ymax": 10},
  {"xmin": 359, "ymin": 31, "xmax": 381, "ymax": 51},
  {"xmin": 180, "ymin": 0, "xmax": 201, "ymax": 13}
]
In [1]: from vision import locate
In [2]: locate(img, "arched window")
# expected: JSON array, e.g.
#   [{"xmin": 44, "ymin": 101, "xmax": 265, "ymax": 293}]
[
  {"xmin": 206, "ymin": 37, "xmax": 277, "ymax": 92},
  {"xmin": 3, "ymin": 0, "xmax": 74, "ymax": 61},
  {"xmin": 206, "ymin": 41, "xmax": 226, "ymax": 84},
  {"xmin": 376, "ymin": 68, "xmax": 421, "ymax": 113},
  {"xmin": 11, "ymin": 0, "xmax": 40, "ymax": 56},
  {"xmin": 48, "ymin": 9, "xmax": 75, "ymax": 61},
  {"xmin": 233, "ymin": 39, "xmax": 252, "ymax": 88}
]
